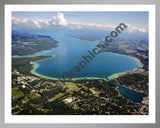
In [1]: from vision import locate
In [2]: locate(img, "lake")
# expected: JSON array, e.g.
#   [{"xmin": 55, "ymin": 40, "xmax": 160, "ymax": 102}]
[{"xmin": 13, "ymin": 27, "xmax": 147, "ymax": 103}]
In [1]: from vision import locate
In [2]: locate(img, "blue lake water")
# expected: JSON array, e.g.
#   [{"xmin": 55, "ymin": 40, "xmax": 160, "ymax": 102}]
[
  {"xmin": 13, "ymin": 27, "xmax": 148, "ymax": 103},
  {"xmin": 115, "ymin": 83, "xmax": 147, "ymax": 103},
  {"xmin": 15, "ymin": 28, "xmax": 142, "ymax": 79}
]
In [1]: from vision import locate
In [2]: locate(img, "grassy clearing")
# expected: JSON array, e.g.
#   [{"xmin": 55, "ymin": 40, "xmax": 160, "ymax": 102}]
[
  {"xmin": 39, "ymin": 88, "xmax": 51, "ymax": 93},
  {"xmin": 12, "ymin": 87, "xmax": 25, "ymax": 99},
  {"xmin": 64, "ymin": 82, "xmax": 80, "ymax": 91},
  {"xmin": 48, "ymin": 93, "xmax": 66, "ymax": 102},
  {"xmin": 30, "ymin": 93, "xmax": 41, "ymax": 100},
  {"xmin": 72, "ymin": 104, "xmax": 79, "ymax": 110},
  {"xmin": 21, "ymin": 96, "xmax": 30, "ymax": 104},
  {"xmin": 89, "ymin": 87, "xmax": 100, "ymax": 96}
]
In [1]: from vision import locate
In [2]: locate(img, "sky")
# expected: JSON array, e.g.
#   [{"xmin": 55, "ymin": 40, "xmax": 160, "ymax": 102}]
[{"xmin": 12, "ymin": 11, "xmax": 148, "ymax": 33}]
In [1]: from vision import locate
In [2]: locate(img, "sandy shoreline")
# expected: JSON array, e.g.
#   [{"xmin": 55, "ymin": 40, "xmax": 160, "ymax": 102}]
[
  {"xmin": 30, "ymin": 52, "xmax": 143, "ymax": 81},
  {"xmin": 107, "ymin": 72, "xmax": 127, "ymax": 80},
  {"xmin": 31, "ymin": 66, "xmax": 107, "ymax": 81},
  {"xmin": 106, "ymin": 52, "xmax": 143, "ymax": 67}
]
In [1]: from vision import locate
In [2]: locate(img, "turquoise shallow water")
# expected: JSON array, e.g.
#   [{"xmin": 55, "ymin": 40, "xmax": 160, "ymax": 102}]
[
  {"xmin": 14, "ymin": 28, "xmax": 142, "ymax": 79},
  {"xmin": 13, "ymin": 27, "xmax": 147, "ymax": 103}
]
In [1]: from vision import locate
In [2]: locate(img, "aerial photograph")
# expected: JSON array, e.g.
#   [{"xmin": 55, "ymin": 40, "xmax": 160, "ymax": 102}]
[{"xmin": 12, "ymin": 11, "xmax": 149, "ymax": 115}]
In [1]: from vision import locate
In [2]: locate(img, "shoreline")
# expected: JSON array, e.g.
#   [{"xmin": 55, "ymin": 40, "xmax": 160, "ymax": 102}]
[
  {"xmin": 105, "ymin": 52, "xmax": 143, "ymax": 68},
  {"xmin": 116, "ymin": 81, "xmax": 148, "ymax": 95},
  {"xmin": 31, "ymin": 67, "xmax": 107, "ymax": 81},
  {"xmin": 30, "ymin": 55, "xmax": 57, "ymax": 80},
  {"xmin": 107, "ymin": 72, "xmax": 127, "ymax": 80},
  {"xmin": 107, "ymin": 66, "xmax": 143, "ymax": 80},
  {"xmin": 30, "ymin": 52, "xmax": 143, "ymax": 81},
  {"xmin": 13, "ymin": 47, "xmax": 56, "ymax": 58}
]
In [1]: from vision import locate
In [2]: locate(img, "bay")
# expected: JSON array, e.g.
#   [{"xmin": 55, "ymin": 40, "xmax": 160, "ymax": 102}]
[{"xmin": 13, "ymin": 27, "xmax": 147, "ymax": 103}]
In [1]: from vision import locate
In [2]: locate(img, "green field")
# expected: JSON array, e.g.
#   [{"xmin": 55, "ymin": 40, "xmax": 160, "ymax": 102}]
[
  {"xmin": 48, "ymin": 93, "xmax": 66, "ymax": 102},
  {"xmin": 12, "ymin": 87, "xmax": 25, "ymax": 99}
]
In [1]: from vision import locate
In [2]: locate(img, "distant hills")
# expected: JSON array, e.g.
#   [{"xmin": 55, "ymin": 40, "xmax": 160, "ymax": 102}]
[{"xmin": 12, "ymin": 31, "xmax": 59, "ymax": 56}]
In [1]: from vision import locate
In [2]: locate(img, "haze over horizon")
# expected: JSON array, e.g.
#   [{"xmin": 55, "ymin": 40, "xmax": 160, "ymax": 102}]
[{"xmin": 12, "ymin": 11, "xmax": 148, "ymax": 33}]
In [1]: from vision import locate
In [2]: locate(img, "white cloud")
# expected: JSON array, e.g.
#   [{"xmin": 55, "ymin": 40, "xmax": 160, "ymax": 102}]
[
  {"xmin": 126, "ymin": 24, "xmax": 148, "ymax": 33},
  {"xmin": 69, "ymin": 22, "xmax": 114, "ymax": 30},
  {"xmin": 69, "ymin": 25, "xmax": 82, "ymax": 30},
  {"xmin": 12, "ymin": 14, "xmax": 147, "ymax": 33},
  {"xmin": 68, "ymin": 22, "xmax": 147, "ymax": 33},
  {"xmin": 50, "ymin": 12, "xmax": 68, "ymax": 26},
  {"xmin": 77, "ymin": 25, "xmax": 82, "ymax": 29},
  {"xmin": 12, "ymin": 12, "xmax": 68, "ymax": 28}
]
